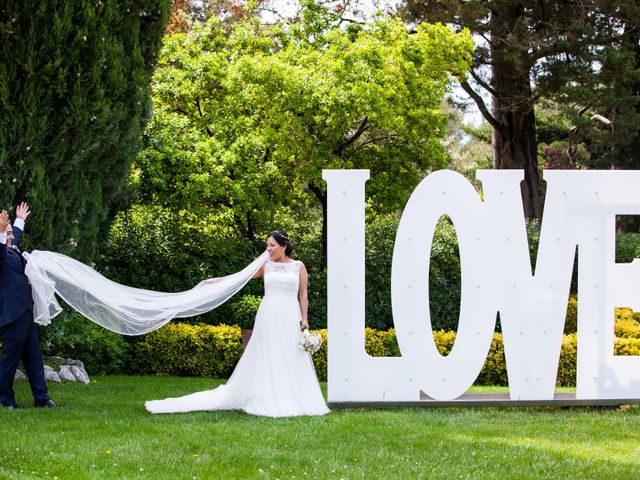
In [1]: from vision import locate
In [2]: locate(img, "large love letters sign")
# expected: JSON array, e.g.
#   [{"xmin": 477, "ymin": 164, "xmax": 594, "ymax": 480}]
[{"xmin": 323, "ymin": 169, "xmax": 640, "ymax": 402}]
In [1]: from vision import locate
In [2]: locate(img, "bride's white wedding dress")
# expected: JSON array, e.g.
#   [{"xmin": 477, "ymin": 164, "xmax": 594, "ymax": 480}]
[{"xmin": 145, "ymin": 260, "xmax": 330, "ymax": 417}]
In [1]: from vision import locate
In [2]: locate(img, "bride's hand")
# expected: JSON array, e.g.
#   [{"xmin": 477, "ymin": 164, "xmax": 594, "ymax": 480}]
[{"xmin": 300, "ymin": 319, "xmax": 309, "ymax": 331}]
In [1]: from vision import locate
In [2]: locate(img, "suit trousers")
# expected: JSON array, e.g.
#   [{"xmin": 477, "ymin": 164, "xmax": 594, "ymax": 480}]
[{"xmin": 0, "ymin": 309, "xmax": 49, "ymax": 406}]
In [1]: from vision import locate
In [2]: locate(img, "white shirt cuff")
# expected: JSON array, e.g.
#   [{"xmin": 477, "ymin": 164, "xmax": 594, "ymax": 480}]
[{"xmin": 13, "ymin": 218, "xmax": 25, "ymax": 231}]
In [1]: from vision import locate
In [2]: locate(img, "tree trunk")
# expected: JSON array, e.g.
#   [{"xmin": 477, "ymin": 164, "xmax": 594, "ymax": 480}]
[
  {"xmin": 490, "ymin": 4, "xmax": 542, "ymax": 219},
  {"xmin": 308, "ymin": 183, "xmax": 327, "ymax": 269}
]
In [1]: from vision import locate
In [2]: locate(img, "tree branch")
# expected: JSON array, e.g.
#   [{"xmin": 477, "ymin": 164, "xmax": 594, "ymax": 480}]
[
  {"xmin": 460, "ymin": 80, "xmax": 503, "ymax": 131},
  {"xmin": 468, "ymin": 68, "xmax": 498, "ymax": 97},
  {"xmin": 195, "ymin": 97, "xmax": 213, "ymax": 137},
  {"xmin": 333, "ymin": 116, "xmax": 369, "ymax": 156},
  {"xmin": 307, "ymin": 182, "xmax": 326, "ymax": 204}
]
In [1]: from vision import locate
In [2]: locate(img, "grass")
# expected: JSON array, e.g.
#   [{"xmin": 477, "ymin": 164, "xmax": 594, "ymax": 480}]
[{"xmin": 1, "ymin": 376, "xmax": 639, "ymax": 479}]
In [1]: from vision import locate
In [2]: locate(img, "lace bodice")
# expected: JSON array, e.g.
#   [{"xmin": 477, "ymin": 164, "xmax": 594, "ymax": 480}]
[{"xmin": 264, "ymin": 260, "xmax": 300, "ymax": 298}]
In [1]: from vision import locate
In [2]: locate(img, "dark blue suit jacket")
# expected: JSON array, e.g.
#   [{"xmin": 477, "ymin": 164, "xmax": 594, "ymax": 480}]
[{"xmin": 0, "ymin": 226, "xmax": 33, "ymax": 328}]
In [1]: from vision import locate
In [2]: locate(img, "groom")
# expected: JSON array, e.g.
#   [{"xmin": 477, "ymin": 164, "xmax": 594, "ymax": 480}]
[{"xmin": 0, "ymin": 203, "xmax": 56, "ymax": 409}]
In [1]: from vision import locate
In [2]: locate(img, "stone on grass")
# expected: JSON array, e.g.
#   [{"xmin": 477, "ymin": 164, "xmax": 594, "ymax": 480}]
[
  {"xmin": 70, "ymin": 365, "xmax": 90, "ymax": 384},
  {"xmin": 44, "ymin": 365, "xmax": 62, "ymax": 383},
  {"xmin": 58, "ymin": 365, "xmax": 77, "ymax": 382}
]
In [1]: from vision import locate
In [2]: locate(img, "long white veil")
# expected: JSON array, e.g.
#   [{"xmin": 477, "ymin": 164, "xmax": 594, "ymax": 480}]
[{"xmin": 23, "ymin": 250, "xmax": 269, "ymax": 335}]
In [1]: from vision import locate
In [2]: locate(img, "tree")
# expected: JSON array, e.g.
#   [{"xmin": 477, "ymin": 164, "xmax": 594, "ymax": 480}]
[
  {"xmin": 538, "ymin": 4, "xmax": 640, "ymax": 172},
  {"xmin": 400, "ymin": 1, "xmax": 640, "ymax": 218},
  {"xmin": 0, "ymin": 0, "xmax": 171, "ymax": 260},
  {"xmin": 165, "ymin": 0, "xmax": 265, "ymax": 34},
  {"xmin": 137, "ymin": 2, "xmax": 473, "ymax": 266}
]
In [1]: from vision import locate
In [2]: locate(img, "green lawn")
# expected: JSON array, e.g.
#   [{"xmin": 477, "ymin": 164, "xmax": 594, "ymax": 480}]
[{"xmin": 1, "ymin": 376, "xmax": 639, "ymax": 479}]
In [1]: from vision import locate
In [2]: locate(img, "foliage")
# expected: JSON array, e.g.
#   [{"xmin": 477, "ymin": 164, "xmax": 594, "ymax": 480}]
[
  {"xmin": 0, "ymin": 0, "xmax": 170, "ymax": 261},
  {"xmin": 363, "ymin": 214, "xmax": 397, "ymax": 330},
  {"xmin": 428, "ymin": 219, "xmax": 462, "ymax": 332},
  {"xmin": 557, "ymin": 333, "xmax": 578, "ymax": 387},
  {"xmin": 363, "ymin": 327, "xmax": 398, "ymax": 357},
  {"xmin": 310, "ymin": 328, "xmax": 328, "ymax": 381},
  {"xmin": 614, "ymin": 337, "xmax": 640, "ymax": 356},
  {"xmin": 401, "ymin": 1, "xmax": 640, "ymax": 217},
  {"xmin": 614, "ymin": 308, "xmax": 640, "ymax": 339},
  {"xmin": 97, "ymin": 203, "xmax": 263, "ymax": 325},
  {"xmin": 477, "ymin": 333, "xmax": 508, "ymax": 386},
  {"xmin": 165, "ymin": 0, "xmax": 263, "ymax": 34},
  {"xmin": 616, "ymin": 232, "xmax": 640, "ymax": 263},
  {"xmin": 39, "ymin": 310, "xmax": 131, "ymax": 375},
  {"xmin": 364, "ymin": 214, "xmax": 464, "ymax": 331},
  {"xmin": 442, "ymin": 100, "xmax": 492, "ymax": 178},
  {"xmin": 229, "ymin": 295, "xmax": 262, "ymax": 329},
  {"xmin": 565, "ymin": 296, "xmax": 578, "ymax": 335},
  {"xmin": 312, "ymin": 327, "xmax": 638, "ymax": 386},
  {"xmin": 135, "ymin": 4, "xmax": 473, "ymax": 262},
  {"xmin": 132, "ymin": 323, "xmax": 243, "ymax": 377}
]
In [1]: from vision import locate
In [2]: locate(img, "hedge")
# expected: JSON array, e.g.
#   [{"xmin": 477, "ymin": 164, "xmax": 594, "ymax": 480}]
[
  {"xmin": 133, "ymin": 323, "xmax": 243, "ymax": 377},
  {"xmin": 39, "ymin": 310, "xmax": 131, "ymax": 375},
  {"xmin": 128, "ymin": 320, "xmax": 640, "ymax": 386},
  {"xmin": 6, "ymin": 308, "xmax": 636, "ymax": 384}
]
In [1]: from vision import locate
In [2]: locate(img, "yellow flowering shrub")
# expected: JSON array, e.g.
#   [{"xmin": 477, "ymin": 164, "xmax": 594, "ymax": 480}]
[
  {"xmin": 565, "ymin": 296, "xmax": 578, "ymax": 334},
  {"xmin": 614, "ymin": 337, "xmax": 640, "ymax": 356},
  {"xmin": 615, "ymin": 308, "xmax": 640, "ymax": 338},
  {"xmin": 432, "ymin": 330, "xmax": 457, "ymax": 355},
  {"xmin": 311, "ymin": 329, "xmax": 328, "ymax": 381},
  {"xmin": 557, "ymin": 333, "xmax": 577, "ymax": 387},
  {"xmin": 133, "ymin": 323, "xmax": 243, "ymax": 377},
  {"xmin": 477, "ymin": 333, "xmax": 508, "ymax": 386},
  {"xmin": 130, "ymin": 321, "xmax": 640, "ymax": 386},
  {"xmin": 364, "ymin": 327, "xmax": 392, "ymax": 357}
]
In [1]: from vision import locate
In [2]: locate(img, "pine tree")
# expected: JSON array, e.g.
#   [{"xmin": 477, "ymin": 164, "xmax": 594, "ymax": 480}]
[{"xmin": 0, "ymin": 0, "xmax": 170, "ymax": 260}]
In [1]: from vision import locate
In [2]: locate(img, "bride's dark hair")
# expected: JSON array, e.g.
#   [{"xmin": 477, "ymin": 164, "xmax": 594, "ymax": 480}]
[{"xmin": 267, "ymin": 230, "xmax": 294, "ymax": 256}]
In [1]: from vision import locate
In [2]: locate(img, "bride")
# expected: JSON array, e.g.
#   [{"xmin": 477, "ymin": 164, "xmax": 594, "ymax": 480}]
[{"xmin": 144, "ymin": 230, "xmax": 330, "ymax": 417}]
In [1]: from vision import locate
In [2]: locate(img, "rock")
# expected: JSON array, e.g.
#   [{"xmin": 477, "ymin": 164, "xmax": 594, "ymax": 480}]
[
  {"xmin": 44, "ymin": 365, "xmax": 61, "ymax": 383},
  {"xmin": 14, "ymin": 369, "xmax": 26, "ymax": 380},
  {"xmin": 45, "ymin": 356, "xmax": 67, "ymax": 368},
  {"xmin": 42, "ymin": 357, "xmax": 90, "ymax": 383},
  {"xmin": 66, "ymin": 358, "xmax": 85, "ymax": 369},
  {"xmin": 70, "ymin": 365, "xmax": 90, "ymax": 384},
  {"xmin": 58, "ymin": 365, "xmax": 77, "ymax": 382}
]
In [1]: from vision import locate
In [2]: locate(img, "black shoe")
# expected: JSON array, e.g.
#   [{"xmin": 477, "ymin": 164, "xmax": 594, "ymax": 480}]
[
  {"xmin": 2, "ymin": 403, "xmax": 17, "ymax": 409},
  {"xmin": 35, "ymin": 399, "xmax": 59, "ymax": 408}
]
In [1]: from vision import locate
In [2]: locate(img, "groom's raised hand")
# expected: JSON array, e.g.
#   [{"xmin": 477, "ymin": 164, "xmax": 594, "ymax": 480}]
[
  {"xmin": 15, "ymin": 202, "xmax": 30, "ymax": 220},
  {"xmin": 0, "ymin": 210, "xmax": 9, "ymax": 231}
]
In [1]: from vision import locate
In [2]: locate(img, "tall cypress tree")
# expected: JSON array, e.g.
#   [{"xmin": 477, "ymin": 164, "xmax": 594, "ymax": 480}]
[{"xmin": 0, "ymin": 0, "xmax": 170, "ymax": 260}]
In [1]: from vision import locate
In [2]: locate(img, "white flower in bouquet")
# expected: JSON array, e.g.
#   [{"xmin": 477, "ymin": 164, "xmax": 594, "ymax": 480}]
[{"xmin": 299, "ymin": 329, "xmax": 322, "ymax": 354}]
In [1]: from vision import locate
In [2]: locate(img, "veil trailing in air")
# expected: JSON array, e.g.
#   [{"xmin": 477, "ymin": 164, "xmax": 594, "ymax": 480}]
[{"xmin": 23, "ymin": 250, "xmax": 269, "ymax": 335}]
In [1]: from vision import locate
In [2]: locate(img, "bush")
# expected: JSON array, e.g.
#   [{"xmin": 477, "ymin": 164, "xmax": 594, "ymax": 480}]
[
  {"xmin": 132, "ymin": 323, "xmax": 243, "ymax": 377},
  {"xmin": 229, "ymin": 295, "xmax": 262, "ymax": 329},
  {"xmin": 565, "ymin": 296, "xmax": 578, "ymax": 334},
  {"xmin": 97, "ymin": 205, "xmax": 262, "ymax": 326},
  {"xmin": 615, "ymin": 308, "xmax": 640, "ymax": 338},
  {"xmin": 477, "ymin": 333, "xmax": 508, "ymax": 386},
  {"xmin": 39, "ymin": 310, "xmax": 131, "ymax": 375},
  {"xmin": 98, "ymin": 321, "xmax": 640, "ymax": 387},
  {"xmin": 614, "ymin": 337, "xmax": 640, "ymax": 356},
  {"xmin": 428, "ymin": 221, "xmax": 462, "ymax": 332},
  {"xmin": 557, "ymin": 333, "xmax": 577, "ymax": 387},
  {"xmin": 311, "ymin": 329, "xmax": 328, "ymax": 382},
  {"xmin": 615, "ymin": 232, "xmax": 640, "ymax": 263},
  {"xmin": 364, "ymin": 215, "xmax": 465, "ymax": 331}
]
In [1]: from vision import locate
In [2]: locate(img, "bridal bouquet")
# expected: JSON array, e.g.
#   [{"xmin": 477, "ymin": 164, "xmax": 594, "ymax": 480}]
[{"xmin": 299, "ymin": 329, "xmax": 323, "ymax": 354}]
